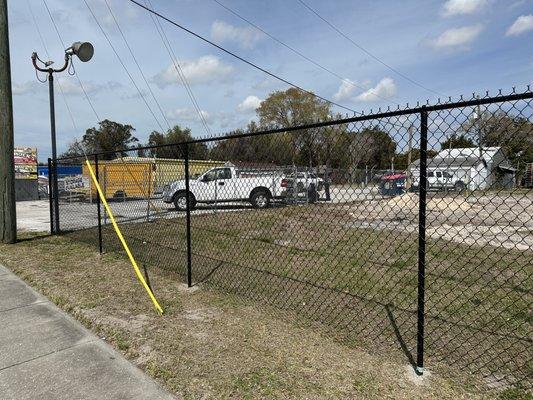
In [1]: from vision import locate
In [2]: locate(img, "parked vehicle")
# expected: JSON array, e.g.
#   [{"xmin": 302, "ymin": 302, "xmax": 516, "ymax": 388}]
[
  {"xmin": 281, "ymin": 172, "xmax": 324, "ymax": 203},
  {"xmin": 412, "ymin": 169, "xmax": 466, "ymax": 191},
  {"xmin": 379, "ymin": 173, "xmax": 406, "ymax": 196},
  {"xmin": 163, "ymin": 166, "xmax": 323, "ymax": 211}
]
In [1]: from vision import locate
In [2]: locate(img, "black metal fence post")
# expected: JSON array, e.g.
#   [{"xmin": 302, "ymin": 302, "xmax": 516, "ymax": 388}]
[
  {"xmin": 47, "ymin": 158, "xmax": 54, "ymax": 234},
  {"xmin": 94, "ymin": 154, "xmax": 103, "ymax": 254},
  {"xmin": 52, "ymin": 158, "xmax": 60, "ymax": 234},
  {"xmin": 416, "ymin": 107, "xmax": 428, "ymax": 375},
  {"xmin": 183, "ymin": 143, "xmax": 193, "ymax": 287}
]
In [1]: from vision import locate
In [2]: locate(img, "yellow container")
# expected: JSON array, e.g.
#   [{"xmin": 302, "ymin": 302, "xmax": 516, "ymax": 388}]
[{"xmin": 83, "ymin": 157, "xmax": 225, "ymax": 199}]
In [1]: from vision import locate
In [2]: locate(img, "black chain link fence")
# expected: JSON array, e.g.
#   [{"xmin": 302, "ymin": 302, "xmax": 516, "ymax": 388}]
[{"xmin": 52, "ymin": 89, "xmax": 532, "ymax": 393}]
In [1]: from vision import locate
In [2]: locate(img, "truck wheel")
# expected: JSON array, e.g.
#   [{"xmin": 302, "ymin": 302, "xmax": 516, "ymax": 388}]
[
  {"xmin": 251, "ymin": 190, "xmax": 270, "ymax": 209},
  {"xmin": 113, "ymin": 190, "xmax": 126, "ymax": 199},
  {"xmin": 173, "ymin": 192, "xmax": 196, "ymax": 211},
  {"xmin": 454, "ymin": 181, "xmax": 466, "ymax": 192}
]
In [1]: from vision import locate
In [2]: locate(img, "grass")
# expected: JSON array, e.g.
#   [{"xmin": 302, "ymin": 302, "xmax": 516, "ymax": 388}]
[
  {"xmin": 77, "ymin": 201, "xmax": 533, "ymax": 394},
  {"xmin": 0, "ymin": 232, "xmax": 505, "ymax": 399}
]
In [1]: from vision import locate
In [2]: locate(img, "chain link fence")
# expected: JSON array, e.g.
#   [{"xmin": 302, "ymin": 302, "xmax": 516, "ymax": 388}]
[{"xmin": 51, "ymin": 89, "xmax": 532, "ymax": 393}]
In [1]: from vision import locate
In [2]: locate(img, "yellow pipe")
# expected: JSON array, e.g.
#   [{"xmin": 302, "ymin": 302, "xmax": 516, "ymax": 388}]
[{"xmin": 85, "ymin": 160, "xmax": 164, "ymax": 315}]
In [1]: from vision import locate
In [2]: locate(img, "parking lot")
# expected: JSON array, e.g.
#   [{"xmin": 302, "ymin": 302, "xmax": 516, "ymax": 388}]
[{"xmin": 20, "ymin": 187, "xmax": 533, "ymax": 253}]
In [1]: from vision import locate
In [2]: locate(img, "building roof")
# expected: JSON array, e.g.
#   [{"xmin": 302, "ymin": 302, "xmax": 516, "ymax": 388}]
[
  {"xmin": 410, "ymin": 147, "xmax": 504, "ymax": 169},
  {"xmin": 434, "ymin": 147, "xmax": 501, "ymax": 165},
  {"xmin": 411, "ymin": 156, "xmax": 483, "ymax": 169}
]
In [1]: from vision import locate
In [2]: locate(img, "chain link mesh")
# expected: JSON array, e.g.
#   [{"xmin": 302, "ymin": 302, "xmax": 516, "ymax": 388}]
[{"xmin": 54, "ymin": 89, "xmax": 532, "ymax": 393}]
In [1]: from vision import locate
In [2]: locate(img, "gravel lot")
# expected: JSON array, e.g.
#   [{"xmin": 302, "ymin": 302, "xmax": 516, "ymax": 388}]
[{"xmin": 16, "ymin": 188, "xmax": 533, "ymax": 252}]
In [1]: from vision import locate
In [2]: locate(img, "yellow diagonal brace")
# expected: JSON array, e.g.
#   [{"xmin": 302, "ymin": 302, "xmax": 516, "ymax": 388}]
[{"xmin": 85, "ymin": 160, "xmax": 164, "ymax": 315}]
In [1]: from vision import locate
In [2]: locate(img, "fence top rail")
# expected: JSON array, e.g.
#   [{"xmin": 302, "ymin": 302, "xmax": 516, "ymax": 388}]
[{"xmin": 56, "ymin": 88, "xmax": 532, "ymax": 162}]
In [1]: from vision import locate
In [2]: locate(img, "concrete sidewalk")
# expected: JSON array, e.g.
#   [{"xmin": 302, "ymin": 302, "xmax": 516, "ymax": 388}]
[{"xmin": 0, "ymin": 263, "xmax": 177, "ymax": 400}]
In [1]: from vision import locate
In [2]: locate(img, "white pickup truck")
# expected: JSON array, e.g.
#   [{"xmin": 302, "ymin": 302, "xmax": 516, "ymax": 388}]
[
  {"xmin": 412, "ymin": 170, "xmax": 466, "ymax": 191},
  {"xmin": 163, "ymin": 166, "xmax": 324, "ymax": 210}
]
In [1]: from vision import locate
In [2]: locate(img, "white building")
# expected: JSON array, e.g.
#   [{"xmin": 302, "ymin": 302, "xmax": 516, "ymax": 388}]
[{"xmin": 410, "ymin": 147, "xmax": 516, "ymax": 190}]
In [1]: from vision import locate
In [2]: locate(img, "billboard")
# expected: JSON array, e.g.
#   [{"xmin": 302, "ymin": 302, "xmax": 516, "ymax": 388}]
[{"xmin": 14, "ymin": 147, "xmax": 38, "ymax": 180}]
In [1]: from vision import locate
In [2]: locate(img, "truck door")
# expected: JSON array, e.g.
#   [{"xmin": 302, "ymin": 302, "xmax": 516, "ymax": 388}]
[
  {"xmin": 435, "ymin": 171, "xmax": 443, "ymax": 188},
  {"xmin": 426, "ymin": 171, "xmax": 436, "ymax": 188},
  {"xmin": 196, "ymin": 169, "xmax": 218, "ymax": 201},
  {"xmin": 214, "ymin": 168, "xmax": 234, "ymax": 200}
]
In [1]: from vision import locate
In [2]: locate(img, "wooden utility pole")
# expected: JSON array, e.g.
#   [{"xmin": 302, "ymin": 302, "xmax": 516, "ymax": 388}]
[{"xmin": 0, "ymin": 0, "xmax": 16, "ymax": 243}]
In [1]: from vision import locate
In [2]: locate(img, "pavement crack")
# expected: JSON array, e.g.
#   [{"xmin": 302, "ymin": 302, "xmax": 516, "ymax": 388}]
[{"xmin": 0, "ymin": 338, "xmax": 98, "ymax": 373}]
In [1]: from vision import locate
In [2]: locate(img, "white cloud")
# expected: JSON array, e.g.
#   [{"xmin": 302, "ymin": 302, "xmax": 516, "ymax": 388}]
[
  {"xmin": 356, "ymin": 78, "xmax": 396, "ymax": 102},
  {"xmin": 12, "ymin": 81, "xmax": 40, "ymax": 95},
  {"xmin": 442, "ymin": 0, "xmax": 489, "ymax": 16},
  {"xmin": 333, "ymin": 79, "xmax": 357, "ymax": 102},
  {"xmin": 153, "ymin": 55, "xmax": 234, "ymax": 88},
  {"xmin": 506, "ymin": 14, "xmax": 533, "ymax": 36},
  {"xmin": 428, "ymin": 24, "xmax": 483, "ymax": 49},
  {"xmin": 12, "ymin": 78, "xmax": 117, "ymax": 96},
  {"xmin": 211, "ymin": 20, "xmax": 265, "ymax": 49},
  {"xmin": 237, "ymin": 95, "xmax": 262, "ymax": 113},
  {"xmin": 166, "ymin": 108, "xmax": 211, "ymax": 123}
]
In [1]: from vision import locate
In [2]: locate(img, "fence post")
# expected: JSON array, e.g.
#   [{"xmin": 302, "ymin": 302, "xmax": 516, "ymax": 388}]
[
  {"xmin": 94, "ymin": 154, "xmax": 103, "ymax": 254},
  {"xmin": 183, "ymin": 143, "xmax": 192, "ymax": 287},
  {"xmin": 47, "ymin": 158, "xmax": 54, "ymax": 234},
  {"xmin": 416, "ymin": 107, "xmax": 428, "ymax": 375},
  {"xmin": 52, "ymin": 158, "xmax": 60, "ymax": 234}
]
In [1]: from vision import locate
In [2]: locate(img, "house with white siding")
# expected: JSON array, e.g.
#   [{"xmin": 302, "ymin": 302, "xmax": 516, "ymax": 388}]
[{"xmin": 410, "ymin": 147, "xmax": 516, "ymax": 190}]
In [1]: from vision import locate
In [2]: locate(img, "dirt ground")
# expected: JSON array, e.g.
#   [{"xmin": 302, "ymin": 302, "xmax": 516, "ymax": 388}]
[
  {"xmin": 0, "ymin": 234, "xmax": 513, "ymax": 400},
  {"xmin": 346, "ymin": 191, "xmax": 533, "ymax": 251},
  {"xmin": 13, "ymin": 189, "xmax": 532, "ymax": 398}
]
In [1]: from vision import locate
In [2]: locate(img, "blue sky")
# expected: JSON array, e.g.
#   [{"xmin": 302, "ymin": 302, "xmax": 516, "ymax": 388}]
[{"xmin": 7, "ymin": 0, "xmax": 533, "ymax": 160}]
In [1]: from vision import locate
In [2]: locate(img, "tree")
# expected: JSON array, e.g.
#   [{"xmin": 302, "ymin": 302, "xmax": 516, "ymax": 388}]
[
  {"xmin": 147, "ymin": 125, "xmax": 208, "ymax": 160},
  {"xmin": 395, "ymin": 148, "xmax": 438, "ymax": 171},
  {"xmin": 460, "ymin": 110, "xmax": 533, "ymax": 177},
  {"xmin": 257, "ymin": 88, "xmax": 330, "ymax": 128},
  {"xmin": 256, "ymin": 88, "xmax": 331, "ymax": 165},
  {"xmin": 440, "ymin": 134, "xmax": 475, "ymax": 150},
  {"xmin": 209, "ymin": 121, "xmax": 293, "ymax": 165},
  {"xmin": 347, "ymin": 127, "xmax": 397, "ymax": 170},
  {"xmin": 79, "ymin": 119, "xmax": 138, "ymax": 160},
  {"xmin": 59, "ymin": 139, "xmax": 87, "ymax": 163}
]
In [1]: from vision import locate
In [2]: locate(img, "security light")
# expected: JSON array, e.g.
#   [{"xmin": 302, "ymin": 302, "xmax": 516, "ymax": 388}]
[{"xmin": 66, "ymin": 41, "xmax": 94, "ymax": 62}]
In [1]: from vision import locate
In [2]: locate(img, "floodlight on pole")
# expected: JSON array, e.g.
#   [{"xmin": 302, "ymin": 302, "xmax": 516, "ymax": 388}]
[
  {"xmin": 65, "ymin": 41, "xmax": 94, "ymax": 63},
  {"xmin": 31, "ymin": 41, "xmax": 94, "ymax": 234}
]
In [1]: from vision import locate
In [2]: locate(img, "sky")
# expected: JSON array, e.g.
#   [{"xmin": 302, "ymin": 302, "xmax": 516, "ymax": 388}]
[{"xmin": 7, "ymin": 0, "xmax": 533, "ymax": 160}]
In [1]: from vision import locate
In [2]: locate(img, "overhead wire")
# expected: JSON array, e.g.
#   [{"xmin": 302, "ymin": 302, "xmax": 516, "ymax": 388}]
[
  {"xmin": 144, "ymin": 0, "xmax": 212, "ymax": 136},
  {"xmin": 211, "ymin": 0, "xmax": 399, "ymax": 106},
  {"xmin": 296, "ymin": 0, "xmax": 445, "ymax": 98},
  {"xmin": 126, "ymin": 0, "xmax": 360, "ymax": 115},
  {"xmin": 82, "ymin": 0, "xmax": 166, "ymax": 133},
  {"xmin": 102, "ymin": 0, "xmax": 172, "ymax": 131},
  {"xmin": 42, "ymin": 0, "xmax": 101, "ymax": 122},
  {"xmin": 29, "ymin": 0, "xmax": 79, "ymax": 132}
]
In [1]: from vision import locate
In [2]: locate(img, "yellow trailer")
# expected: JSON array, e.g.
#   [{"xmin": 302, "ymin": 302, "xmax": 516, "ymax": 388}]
[
  {"xmin": 118, "ymin": 157, "xmax": 225, "ymax": 192},
  {"xmin": 83, "ymin": 157, "xmax": 225, "ymax": 199},
  {"xmin": 83, "ymin": 161, "xmax": 154, "ymax": 199}
]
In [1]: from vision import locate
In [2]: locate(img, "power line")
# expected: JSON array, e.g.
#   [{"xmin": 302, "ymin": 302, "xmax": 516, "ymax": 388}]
[
  {"xmin": 145, "ymin": 0, "xmax": 212, "ymax": 136},
  {"xmin": 102, "ymin": 0, "xmax": 172, "ymax": 131},
  {"xmin": 42, "ymin": 0, "xmax": 101, "ymax": 122},
  {"xmin": 82, "ymin": 0, "xmax": 166, "ymax": 133},
  {"xmin": 28, "ymin": 0, "xmax": 79, "ymax": 132},
  {"xmin": 296, "ymin": 0, "xmax": 445, "ymax": 98},
  {"xmin": 126, "ymin": 0, "xmax": 359, "ymax": 114},
  {"xmin": 211, "ymin": 0, "xmax": 398, "ymax": 106}
]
